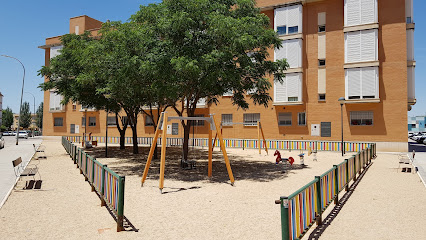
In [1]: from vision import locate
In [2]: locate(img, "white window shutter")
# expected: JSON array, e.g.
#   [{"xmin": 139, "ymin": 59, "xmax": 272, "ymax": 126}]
[
  {"xmin": 345, "ymin": 31, "xmax": 361, "ymax": 63},
  {"xmin": 274, "ymin": 81, "xmax": 287, "ymax": 102},
  {"xmin": 49, "ymin": 92, "xmax": 55, "ymax": 110},
  {"xmin": 360, "ymin": 29, "xmax": 377, "ymax": 61},
  {"xmin": 347, "ymin": 69, "xmax": 361, "ymax": 97},
  {"xmin": 275, "ymin": 7, "xmax": 287, "ymax": 30},
  {"xmin": 287, "ymin": 5, "xmax": 299, "ymax": 28},
  {"xmin": 361, "ymin": 0, "xmax": 376, "ymax": 24},
  {"xmin": 299, "ymin": 5, "xmax": 303, "ymax": 33},
  {"xmin": 287, "ymin": 74, "xmax": 299, "ymax": 98},
  {"xmin": 346, "ymin": 0, "xmax": 361, "ymax": 26},
  {"xmin": 275, "ymin": 43, "xmax": 287, "ymax": 61},
  {"xmin": 361, "ymin": 67, "xmax": 377, "ymax": 97},
  {"xmin": 50, "ymin": 45, "xmax": 63, "ymax": 59},
  {"xmin": 287, "ymin": 39, "xmax": 299, "ymax": 68}
]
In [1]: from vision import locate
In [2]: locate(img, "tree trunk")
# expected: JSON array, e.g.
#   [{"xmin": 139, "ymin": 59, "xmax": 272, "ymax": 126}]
[
  {"xmin": 119, "ymin": 130, "xmax": 126, "ymax": 149},
  {"xmin": 182, "ymin": 122, "xmax": 191, "ymax": 160},
  {"xmin": 131, "ymin": 125, "xmax": 138, "ymax": 154}
]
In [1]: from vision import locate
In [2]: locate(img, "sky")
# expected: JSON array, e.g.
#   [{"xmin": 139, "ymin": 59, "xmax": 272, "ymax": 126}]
[{"xmin": 0, "ymin": 0, "xmax": 424, "ymax": 117}]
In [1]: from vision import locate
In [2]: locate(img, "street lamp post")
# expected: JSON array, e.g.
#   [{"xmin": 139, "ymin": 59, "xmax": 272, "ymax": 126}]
[
  {"xmin": 338, "ymin": 97, "xmax": 345, "ymax": 156},
  {"xmin": 25, "ymin": 92, "xmax": 36, "ymax": 137},
  {"xmin": 1, "ymin": 55, "xmax": 25, "ymax": 145}
]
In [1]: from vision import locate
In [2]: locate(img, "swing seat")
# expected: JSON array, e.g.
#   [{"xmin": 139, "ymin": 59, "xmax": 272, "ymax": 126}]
[{"xmin": 181, "ymin": 159, "xmax": 196, "ymax": 170}]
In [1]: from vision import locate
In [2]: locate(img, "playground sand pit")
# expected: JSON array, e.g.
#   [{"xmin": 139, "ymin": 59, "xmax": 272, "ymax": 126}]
[{"xmin": 82, "ymin": 144, "xmax": 353, "ymax": 239}]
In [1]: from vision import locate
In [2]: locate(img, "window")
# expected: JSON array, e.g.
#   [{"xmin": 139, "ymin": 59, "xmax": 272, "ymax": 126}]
[
  {"xmin": 172, "ymin": 123, "xmax": 179, "ymax": 135},
  {"xmin": 190, "ymin": 114, "xmax": 205, "ymax": 126},
  {"xmin": 54, "ymin": 117, "xmax": 63, "ymax": 127},
  {"xmin": 243, "ymin": 113, "xmax": 260, "ymax": 126},
  {"xmin": 70, "ymin": 124, "xmax": 75, "ymax": 133},
  {"xmin": 344, "ymin": 0, "xmax": 377, "ymax": 27},
  {"xmin": 318, "ymin": 59, "xmax": 326, "ymax": 66},
  {"xmin": 288, "ymin": 26, "xmax": 299, "ymax": 34},
  {"xmin": 275, "ymin": 4, "xmax": 303, "ymax": 35},
  {"xmin": 350, "ymin": 111, "xmax": 373, "ymax": 125},
  {"xmin": 274, "ymin": 73, "xmax": 303, "ymax": 103},
  {"xmin": 81, "ymin": 117, "xmax": 86, "ymax": 127},
  {"xmin": 345, "ymin": 29, "xmax": 378, "ymax": 63},
  {"xmin": 321, "ymin": 122, "xmax": 331, "ymax": 137},
  {"xmin": 49, "ymin": 91, "xmax": 63, "ymax": 111},
  {"xmin": 121, "ymin": 116, "xmax": 132, "ymax": 126},
  {"xmin": 278, "ymin": 113, "xmax": 292, "ymax": 126},
  {"xmin": 318, "ymin": 25, "xmax": 326, "ymax": 32},
  {"xmin": 107, "ymin": 116, "xmax": 117, "ymax": 126},
  {"xmin": 222, "ymin": 114, "xmax": 233, "ymax": 126},
  {"xmin": 223, "ymin": 90, "xmax": 233, "ymax": 96},
  {"xmin": 318, "ymin": 94, "xmax": 326, "ymax": 101},
  {"xmin": 277, "ymin": 26, "xmax": 286, "ymax": 35},
  {"xmin": 406, "ymin": 17, "xmax": 412, "ymax": 24},
  {"xmin": 50, "ymin": 45, "xmax": 63, "ymax": 59},
  {"xmin": 72, "ymin": 103, "xmax": 77, "ymax": 111},
  {"xmin": 80, "ymin": 105, "xmax": 96, "ymax": 111},
  {"xmin": 298, "ymin": 112, "xmax": 306, "ymax": 126},
  {"xmin": 89, "ymin": 117, "xmax": 96, "ymax": 126},
  {"xmin": 145, "ymin": 115, "xmax": 154, "ymax": 126},
  {"xmin": 345, "ymin": 67, "xmax": 378, "ymax": 99},
  {"xmin": 275, "ymin": 39, "xmax": 302, "ymax": 68}
]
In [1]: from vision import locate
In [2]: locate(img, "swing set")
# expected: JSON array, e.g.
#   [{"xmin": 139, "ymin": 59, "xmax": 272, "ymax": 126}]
[
  {"xmin": 141, "ymin": 112, "xmax": 235, "ymax": 192},
  {"xmin": 212, "ymin": 121, "xmax": 268, "ymax": 155}
]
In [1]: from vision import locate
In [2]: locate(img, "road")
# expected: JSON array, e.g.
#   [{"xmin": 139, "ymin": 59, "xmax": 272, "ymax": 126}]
[
  {"xmin": 408, "ymin": 139, "xmax": 426, "ymax": 187},
  {"xmin": 0, "ymin": 135, "xmax": 42, "ymax": 208}
]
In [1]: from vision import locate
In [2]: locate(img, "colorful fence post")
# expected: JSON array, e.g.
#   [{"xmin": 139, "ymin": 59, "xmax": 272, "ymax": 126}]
[
  {"xmin": 101, "ymin": 165, "xmax": 107, "ymax": 207},
  {"xmin": 333, "ymin": 165, "xmax": 339, "ymax": 205},
  {"xmin": 276, "ymin": 196, "xmax": 289, "ymax": 240},
  {"xmin": 315, "ymin": 176, "xmax": 322, "ymax": 226},
  {"xmin": 91, "ymin": 159, "xmax": 96, "ymax": 192},
  {"xmin": 345, "ymin": 159, "xmax": 349, "ymax": 191},
  {"xmin": 117, "ymin": 176, "xmax": 125, "ymax": 232}
]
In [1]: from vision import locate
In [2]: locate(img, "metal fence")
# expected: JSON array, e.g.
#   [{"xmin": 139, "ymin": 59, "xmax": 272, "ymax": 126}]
[
  {"xmin": 276, "ymin": 144, "xmax": 377, "ymax": 240},
  {"xmin": 62, "ymin": 137, "xmax": 125, "ymax": 232}
]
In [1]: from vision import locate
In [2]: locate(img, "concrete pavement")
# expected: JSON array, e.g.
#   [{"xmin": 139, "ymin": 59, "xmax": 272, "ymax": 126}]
[
  {"xmin": 408, "ymin": 139, "xmax": 426, "ymax": 187},
  {"xmin": 0, "ymin": 135, "xmax": 42, "ymax": 208}
]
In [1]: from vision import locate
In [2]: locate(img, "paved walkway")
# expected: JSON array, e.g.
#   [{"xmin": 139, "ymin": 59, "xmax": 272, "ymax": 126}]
[
  {"xmin": 408, "ymin": 140, "xmax": 426, "ymax": 187},
  {"xmin": 0, "ymin": 136, "xmax": 42, "ymax": 208}
]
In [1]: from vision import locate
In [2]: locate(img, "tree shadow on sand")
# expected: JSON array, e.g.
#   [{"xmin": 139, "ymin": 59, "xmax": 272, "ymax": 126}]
[{"xmin": 85, "ymin": 146, "xmax": 307, "ymax": 183}]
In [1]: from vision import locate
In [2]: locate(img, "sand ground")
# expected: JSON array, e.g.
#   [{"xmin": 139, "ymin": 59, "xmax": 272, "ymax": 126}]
[{"xmin": 0, "ymin": 137, "xmax": 425, "ymax": 239}]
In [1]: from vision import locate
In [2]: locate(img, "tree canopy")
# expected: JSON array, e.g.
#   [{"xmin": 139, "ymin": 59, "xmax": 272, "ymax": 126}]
[
  {"xmin": 2, "ymin": 107, "xmax": 13, "ymax": 129},
  {"xmin": 19, "ymin": 102, "xmax": 32, "ymax": 129}
]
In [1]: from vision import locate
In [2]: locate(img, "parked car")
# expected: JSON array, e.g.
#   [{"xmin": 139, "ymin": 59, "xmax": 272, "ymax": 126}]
[
  {"xmin": 26, "ymin": 130, "xmax": 32, "ymax": 137},
  {"xmin": 0, "ymin": 133, "xmax": 4, "ymax": 149},
  {"xmin": 2, "ymin": 131, "xmax": 10, "ymax": 136},
  {"xmin": 18, "ymin": 131, "xmax": 28, "ymax": 139}
]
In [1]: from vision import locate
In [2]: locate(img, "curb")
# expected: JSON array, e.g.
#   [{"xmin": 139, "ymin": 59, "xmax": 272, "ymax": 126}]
[
  {"xmin": 0, "ymin": 144, "xmax": 41, "ymax": 209},
  {"xmin": 407, "ymin": 153, "xmax": 426, "ymax": 189}
]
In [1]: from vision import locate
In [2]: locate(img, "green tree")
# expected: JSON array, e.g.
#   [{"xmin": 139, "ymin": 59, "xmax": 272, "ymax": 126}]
[
  {"xmin": 132, "ymin": 0, "xmax": 288, "ymax": 160},
  {"xmin": 2, "ymin": 107, "xmax": 13, "ymax": 130},
  {"xmin": 38, "ymin": 32, "xmax": 129, "ymax": 149},
  {"xmin": 36, "ymin": 102, "xmax": 43, "ymax": 130},
  {"xmin": 19, "ymin": 102, "xmax": 32, "ymax": 129}
]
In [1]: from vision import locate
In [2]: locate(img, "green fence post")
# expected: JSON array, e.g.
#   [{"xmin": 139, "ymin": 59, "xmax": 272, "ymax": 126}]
[
  {"xmin": 84, "ymin": 153, "xmax": 88, "ymax": 181},
  {"xmin": 333, "ymin": 165, "xmax": 339, "ymax": 205},
  {"xmin": 353, "ymin": 155, "xmax": 357, "ymax": 182},
  {"xmin": 101, "ymin": 165, "xmax": 107, "ymax": 207},
  {"xmin": 315, "ymin": 176, "xmax": 322, "ymax": 226},
  {"xmin": 345, "ymin": 159, "xmax": 349, "ymax": 191},
  {"xmin": 275, "ymin": 196, "xmax": 289, "ymax": 240},
  {"xmin": 91, "ymin": 159, "xmax": 96, "ymax": 192},
  {"xmin": 117, "ymin": 176, "xmax": 125, "ymax": 232}
]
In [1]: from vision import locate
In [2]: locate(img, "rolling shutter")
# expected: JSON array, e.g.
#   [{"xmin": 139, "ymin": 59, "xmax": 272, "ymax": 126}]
[
  {"xmin": 274, "ymin": 7, "xmax": 287, "ymax": 29},
  {"xmin": 360, "ymin": 29, "xmax": 377, "ymax": 62},
  {"xmin": 286, "ymin": 74, "xmax": 299, "ymax": 98},
  {"xmin": 287, "ymin": 39, "xmax": 301, "ymax": 68},
  {"xmin": 345, "ymin": 31, "xmax": 361, "ymax": 63},
  {"xmin": 274, "ymin": 81, "xmax": 287, "ymax": 102},
  {"xmin": 407, "ymin": 29, "xmax": 414, "ymax": 61},
  {"xmin": 361, "ymin": 0, "xmax": 376, "ymax": 24},
  {"xmin": 275, "ymin": 45, "xmax": 287, "ymax": 61},
  {"xmin": 361, "ymin": 67, "xmax": 377, "ymax": 98},
  {"xmin": 347, "ymin": 68, "xmax": 361, "ymax": 98},
  {"xmin": 345, "ymin": 0, "xmax": 361, "ymax": 26},
  {"xmin": 287, "ymin": 5, "xmax": 300, "ymax": 29},
  {"xmin": 50, "ymin": 45, "xmax": 63, "ymax": 59}
]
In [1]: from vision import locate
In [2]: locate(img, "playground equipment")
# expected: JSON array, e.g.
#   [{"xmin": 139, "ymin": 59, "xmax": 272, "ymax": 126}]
[
  {"xmin": 212, "ymin": 121, "xmax": 268, "ymax": 155},
  {"xmin": 274, "ymin": 150, "xmax": 294, "ymax": 166},
  {"xmin": 308, "ymin": 146, "xmax": 318, "ymax": 161},
  {"xmin": 141, "ymin": 112, "xmax": 235, "ymax": 192}
]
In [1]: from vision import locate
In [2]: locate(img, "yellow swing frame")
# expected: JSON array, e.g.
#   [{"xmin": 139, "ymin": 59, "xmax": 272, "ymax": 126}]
[{"xmin": 141, "ymin": 112, "xmax": 235, "ymax": 192}]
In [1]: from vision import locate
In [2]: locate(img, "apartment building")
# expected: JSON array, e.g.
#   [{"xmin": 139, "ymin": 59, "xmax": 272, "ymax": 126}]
[
  {"xmin": 12, "ymin": 114, "xmax": 38, "ymax": 130},
  {"xmin": 39, "ymin": 0, "xmax": 415, "ymax": 152}
]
